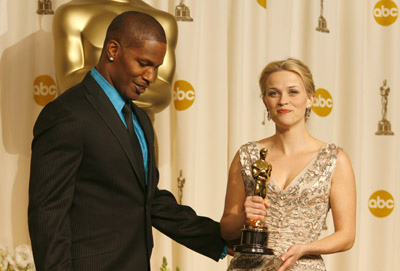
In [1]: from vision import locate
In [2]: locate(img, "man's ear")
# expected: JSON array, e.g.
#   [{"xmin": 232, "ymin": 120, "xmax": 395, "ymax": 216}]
[{"xmin": 106, "ymin": 40, "xmax": 120, "ymax": 60}]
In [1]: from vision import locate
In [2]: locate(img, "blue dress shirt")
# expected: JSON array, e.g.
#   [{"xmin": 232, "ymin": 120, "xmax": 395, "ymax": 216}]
[{"xmin": 91, "ymin": 67, "xmax": 148, "ymax": 184}]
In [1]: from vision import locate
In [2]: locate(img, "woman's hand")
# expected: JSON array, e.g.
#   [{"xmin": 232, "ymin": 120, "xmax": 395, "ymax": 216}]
[
  {"xmin": 277, "ymin": 244, "xmax": 305, "ymax": 271},
  {"xmin": 244, "ymin": 196, "xmax": 270, "ymax": 224}
]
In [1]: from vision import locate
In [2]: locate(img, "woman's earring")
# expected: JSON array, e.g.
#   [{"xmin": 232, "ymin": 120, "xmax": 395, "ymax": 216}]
[
  {"xmin": 267, "ymin": 110, "xmax": 271, "ymax": 121},
  {"xmin": 109, "ymin": 57, "xmax": 114, "ymax": 62},
  {"xmin": 305, "ymin": 107, "xmax": 311, "ymax": 121}
]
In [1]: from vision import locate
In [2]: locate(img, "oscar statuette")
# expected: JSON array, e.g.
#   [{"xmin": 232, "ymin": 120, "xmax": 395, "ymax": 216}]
[
  {"xmin": 376, "ymin": 80, "xmax": 394, "ymax": 135},
  {"xmin": 316, "ymin": 0, "xmax": 330, "ymax": 33},
  {"xmin": 175, "ymin": 0, "xmax": 194, "ymax": 22},
  {"xmin": 36, "ymin": 0, "xmax": 54, "ymax": 15},
  {"xmin": 234, "ymin": 148, "xmax": 273, "ymax": 255}
]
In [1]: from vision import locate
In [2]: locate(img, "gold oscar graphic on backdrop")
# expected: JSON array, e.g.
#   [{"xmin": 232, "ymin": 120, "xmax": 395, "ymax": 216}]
[
  {"xmin": 316, "ymin": 0, "xmax": 330, "ymax": 33},
  {"xmin": 368, "ymin": 190, "xmax": 395, "ymax": 218},
  {"xmin": 36, "ymin": 0, "xmax": 54, "ymax": 15},
  {"xmin": 177, "ymin": 170, "xmax": 186, "ymax": 204},
  {"xmin": 376, "ymin": 80, "xmax": 394, "ymax": 135},
  {"xmin": 312, "ymin": 88, "xmax": 333, "ymax": 117},
  {"xmin": 234, "ymin": 148, "xmax": 273, "ymax": 255},
  {"xmin": 173, "ymin": 80, "xmax": 195, "ymax": 111},
  {"xmin": 53, "ymin": 0, "xmax": 178, "ymax": 122},
  {"xmin": 373, "ymin": 0, "xmax": 398, "ymax": 26},
  {"xmin": 257, "ymin": 0, "xmax": 267, "ymax": 9},
  {"xmin": 175, "ymin": 0, "xmax": 193, "ymax": 22},
  {"xmin": 33, "ymin": 75, "xmax": 57, "ymax": 106}
]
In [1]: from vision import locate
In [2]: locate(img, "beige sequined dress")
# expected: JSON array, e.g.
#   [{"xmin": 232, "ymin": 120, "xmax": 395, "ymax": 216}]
[{"xmin": 228, "ymin": 142, "xmax": 340, "ymax": 271}]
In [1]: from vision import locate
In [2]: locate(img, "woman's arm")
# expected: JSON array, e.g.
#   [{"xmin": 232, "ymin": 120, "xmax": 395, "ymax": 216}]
[
  {"xmin": 278, "ymin": 149, "xmax": 356, "ymax": 271},
  {"xmin": 220, "ymin": 151, "xmax": 269, "ymax": 241},
  {"xmin": 220, "ymin": 151, "xmax": 246, "ymax": 241}
]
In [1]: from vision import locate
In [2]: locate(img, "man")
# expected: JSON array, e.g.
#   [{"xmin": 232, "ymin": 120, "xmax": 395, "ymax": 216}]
[{"xmin": 28, "ymin": 11, "xmax": 225, "ymax": 271}]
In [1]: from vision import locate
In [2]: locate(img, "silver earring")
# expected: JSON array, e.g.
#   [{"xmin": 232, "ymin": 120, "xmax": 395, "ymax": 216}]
[
  {"xmin": 109, "ymin": 57, "xmax": 114, "ymax": 62},
  {"xmin": 305, "ymin": 107, "xmax": 311, "ymax": 121}
]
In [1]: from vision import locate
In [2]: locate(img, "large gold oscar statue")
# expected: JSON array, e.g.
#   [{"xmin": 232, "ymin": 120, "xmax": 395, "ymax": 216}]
[
  {"xmin": 234, "ymin": 148, "xmax": 273, "ymax": 255},
  {"xmin": 53, "ymin": 0, "xmax": 178, "ymax": 121}
]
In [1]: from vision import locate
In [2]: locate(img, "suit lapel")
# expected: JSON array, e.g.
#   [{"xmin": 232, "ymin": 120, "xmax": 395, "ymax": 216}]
[
  {"xmin": 82, "ymin": 73, "xmax": 147, "ymax": 191},
  {"xmin": 131, "ymin": 102, "xmax": 156, "ymax": 195}
]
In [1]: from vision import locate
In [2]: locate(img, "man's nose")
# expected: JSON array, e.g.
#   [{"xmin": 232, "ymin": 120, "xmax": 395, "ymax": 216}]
[{"xmin": 143, "ymin": 67, "xmax": 156, "ymax": 83}]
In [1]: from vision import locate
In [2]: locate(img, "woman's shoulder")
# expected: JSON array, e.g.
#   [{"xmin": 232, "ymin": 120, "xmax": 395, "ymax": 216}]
[
  {"xmin": 239, "ymin": 141, "xmax": 258, "ymax": 150},
  {"xmin": 315, "ymin": 142, "xmax": 342, "ymax": 161},
  {"xmin": 330, "ymin": 145, "xmax": 355, "ymax": 184},
  {"xmin": 321, "ymin": 143, "xmax": 354, "ymax": 170},
  {"xmin": 237, "ymin": 141, "xmax": 258, "ymax": 160},
  {"xmin": 238, "ymin": 137, "xmax": 275, "ymax": 154},
  {"xmin": 323, "ymin": 142, "xmax": 344, "ymax": 154}
]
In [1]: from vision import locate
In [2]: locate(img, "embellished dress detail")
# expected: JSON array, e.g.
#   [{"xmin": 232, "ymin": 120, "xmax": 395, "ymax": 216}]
[{"xmin": 228, "ymin": 142, "xmax": 340, "ymax": 271}]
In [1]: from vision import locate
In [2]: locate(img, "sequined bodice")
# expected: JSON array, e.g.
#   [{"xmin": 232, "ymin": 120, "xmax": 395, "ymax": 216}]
[{"xmin": 229, "ymin": 142, "xmax": 339, "ymax": 271}]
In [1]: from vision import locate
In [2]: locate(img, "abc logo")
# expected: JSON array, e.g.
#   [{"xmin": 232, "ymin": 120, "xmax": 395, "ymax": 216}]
[
  {"xmin": 173, "ymin": 80, "xmax": 195, "ymax": 111},
  {"xmin": 257, "ymin": 0, "xmax": 266, "ymax": 8},
  {"xmin": 368, "ymin": 190, "xmax": 395, "ymax": 218},
  {"xmin": 312, "ymin": 88, "xmax": 333, "ymax": 117},
  {"xmin": 33, "ymin": 75, "xmax": 57, "ymax": 106},
  {"xmin": 374, "ymin": 0, "xmax": 398, "ymax": 26}
]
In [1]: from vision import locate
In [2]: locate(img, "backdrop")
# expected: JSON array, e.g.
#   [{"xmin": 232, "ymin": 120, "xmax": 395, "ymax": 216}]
[{"xmin": 0, "ymin": 0, "xmax": 399, "ymax": 270}]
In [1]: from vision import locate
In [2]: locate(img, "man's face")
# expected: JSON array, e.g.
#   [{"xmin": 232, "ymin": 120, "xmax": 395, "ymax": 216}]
[{"xmin": 110, "ymin": 40, "xmax": 167, "ymax": 100}]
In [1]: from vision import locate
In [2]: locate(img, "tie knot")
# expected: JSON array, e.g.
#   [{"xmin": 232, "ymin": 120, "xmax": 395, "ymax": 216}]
[{"xmin": 122, "ymin": 101, "xmax": 132, "ymax": 114}]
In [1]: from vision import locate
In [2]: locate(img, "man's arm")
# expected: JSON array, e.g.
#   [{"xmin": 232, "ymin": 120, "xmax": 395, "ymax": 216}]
[
  {"xmin": 151, "ymin": 188, "xmax": 226, "ymax": 261},
  {"xmin": 28, "ymin": 100, "xmax": 82, "ymax": 271}
]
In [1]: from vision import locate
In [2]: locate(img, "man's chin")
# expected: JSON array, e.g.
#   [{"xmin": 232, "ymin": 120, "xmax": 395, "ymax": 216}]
[
  {"xmin": 129, "ymin": 95, "xmax": 140, "ymax": 101},
  {"xmin": 126, "ymin": 90, "xmax": 142, "ymax": 101}
]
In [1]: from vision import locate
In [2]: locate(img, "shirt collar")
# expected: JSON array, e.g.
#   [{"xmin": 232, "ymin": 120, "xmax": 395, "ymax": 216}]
[{"xmin": 90, "ymin": 67, "xmax": 125, "ymax": 113}]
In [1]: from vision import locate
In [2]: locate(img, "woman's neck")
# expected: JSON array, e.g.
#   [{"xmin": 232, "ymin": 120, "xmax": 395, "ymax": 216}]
[{"xmin": 270, "ymin": 124, "xmax": 317, "ymax": 155}]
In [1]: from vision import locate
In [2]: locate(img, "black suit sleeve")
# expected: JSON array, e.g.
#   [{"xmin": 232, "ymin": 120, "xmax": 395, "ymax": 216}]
[
  {"xmin": 28, "ymin": 100, "xmax": 82, "ymax": 271},
  {"xmin": 134, "ymin": 103, "xmax": 226, "ymax": 261},
  {"xmin": 151, "ymin": 188, "xmax": 226, "ymax": 261}
]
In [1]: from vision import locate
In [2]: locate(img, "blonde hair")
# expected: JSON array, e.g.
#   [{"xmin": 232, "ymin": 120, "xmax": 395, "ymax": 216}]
[{"xmin": 259, "ymin": 58, "xmax": 315, "ymax": 98}]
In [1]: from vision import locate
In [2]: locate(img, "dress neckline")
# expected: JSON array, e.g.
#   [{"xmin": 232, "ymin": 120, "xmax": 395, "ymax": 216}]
[{"xmin": 254, "ymin": 142, "xmax": 328, "ymax": 192}]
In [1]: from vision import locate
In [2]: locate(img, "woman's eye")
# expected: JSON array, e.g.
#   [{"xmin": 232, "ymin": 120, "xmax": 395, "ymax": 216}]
[{"xmin": 268, "ymin": 91, "xmax": 278, "ymax": 96}]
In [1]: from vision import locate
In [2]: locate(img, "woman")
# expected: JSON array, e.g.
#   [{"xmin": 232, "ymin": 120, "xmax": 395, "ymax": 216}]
[{"xmin": 221, "ymin": 58, "xmax": 356, "ymax": 271}]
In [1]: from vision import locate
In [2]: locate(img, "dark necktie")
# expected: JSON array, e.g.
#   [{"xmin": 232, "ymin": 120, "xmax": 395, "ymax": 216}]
[{"xmin": 122, "ymin": 101, "xmax": 145, "ymax": 179}]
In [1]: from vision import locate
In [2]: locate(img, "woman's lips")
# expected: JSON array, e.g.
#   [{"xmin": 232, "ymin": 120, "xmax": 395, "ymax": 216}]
[{"xmin": 277, "ymin": 109, "xmax": 292, "ymax": 114}]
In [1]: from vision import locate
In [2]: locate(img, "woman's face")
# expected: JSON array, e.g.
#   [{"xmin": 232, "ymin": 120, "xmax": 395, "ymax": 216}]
[{"xmin": 263, "ymin": 70, "xmax": 314, "ymax": 128}]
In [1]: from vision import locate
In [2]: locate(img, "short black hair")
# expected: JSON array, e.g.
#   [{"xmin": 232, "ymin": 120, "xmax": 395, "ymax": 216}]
[{"xmin": 104, "ymin": 11, "xmax": 166, "ymax": 48}]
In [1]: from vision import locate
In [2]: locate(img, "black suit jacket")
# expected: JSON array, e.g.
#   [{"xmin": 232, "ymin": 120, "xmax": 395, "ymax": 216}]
[{"xmin": 28, "ymin": 73, "xmax": 225, "ymax": 271}]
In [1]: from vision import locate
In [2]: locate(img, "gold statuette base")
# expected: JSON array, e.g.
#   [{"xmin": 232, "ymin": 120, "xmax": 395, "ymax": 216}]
[
  {"xmin": 376, "ymin": 119, "xmax": 394, "ymax": 135},
  {"xmin": 234, "ymin": 225, "xmax": 273, "ymax": 255}
]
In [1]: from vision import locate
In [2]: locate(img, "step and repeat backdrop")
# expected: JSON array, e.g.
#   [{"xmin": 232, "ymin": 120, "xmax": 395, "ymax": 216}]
[{"xmin": 0, "ymin": 0, "xmax": 398, "ymax": 270}]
